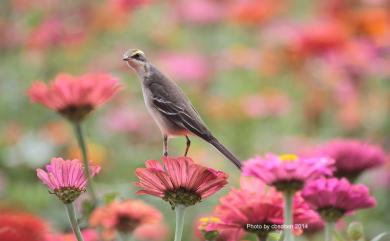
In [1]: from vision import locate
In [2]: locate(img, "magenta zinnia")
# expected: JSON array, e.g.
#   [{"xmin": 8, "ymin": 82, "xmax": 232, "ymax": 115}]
[
  {"xmin": 305, "ymin": 139, "xmax": 387, "ymax": 181},
  {"xmin": 243, "ymin": 153, "xmax": 334, "ymax": 193},
  {"xmin": 302, "ymin": 177, "xmax": 376, "ymax": 222},
  {"xmin": 37, "ymin": 157, "xmax": 101, "ymax": 203},
  {"xmin": 135, "ymin": 156, "xmax": 228, "ymax": 209},
  {"xmin": 28, "ymin": 73, "xmax": 121, "ymax": 122}
]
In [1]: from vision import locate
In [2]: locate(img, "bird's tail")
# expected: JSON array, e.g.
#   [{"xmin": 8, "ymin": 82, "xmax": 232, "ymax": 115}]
[{"xmin": 208, "ymin": 137, "xmax": 242, "ymax": 170}]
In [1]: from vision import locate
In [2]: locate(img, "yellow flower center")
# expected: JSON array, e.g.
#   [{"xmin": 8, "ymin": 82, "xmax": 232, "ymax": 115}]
[
  {"xmin": 279, "ymin": 154, "xmax": 298, "ymax": 162},
  {"xmin": 198, "ymin": 217, "xmax": 221, "ymax": 230}
]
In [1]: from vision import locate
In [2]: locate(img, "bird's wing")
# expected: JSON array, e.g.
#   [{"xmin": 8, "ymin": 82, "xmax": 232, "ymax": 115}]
[{"xmin": 148, "ymin": 82, "xmax": 213, "ymax": 140}]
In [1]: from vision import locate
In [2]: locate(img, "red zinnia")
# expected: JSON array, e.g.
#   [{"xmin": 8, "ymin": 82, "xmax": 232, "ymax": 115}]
[{"xmin": 0, "ymin": 211, "xmax": 50, "ymax": 241}]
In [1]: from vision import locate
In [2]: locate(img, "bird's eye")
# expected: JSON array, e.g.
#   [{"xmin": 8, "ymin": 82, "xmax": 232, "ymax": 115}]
[{"xmin": 132, "ymin": 53, "xmax": 141, "ymax": 59}]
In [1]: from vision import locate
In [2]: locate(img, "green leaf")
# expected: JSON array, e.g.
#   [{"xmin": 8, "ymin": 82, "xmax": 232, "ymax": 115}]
[{"xmin": 103, "ymin": 192, "xmax": 119, "ymax": 204}]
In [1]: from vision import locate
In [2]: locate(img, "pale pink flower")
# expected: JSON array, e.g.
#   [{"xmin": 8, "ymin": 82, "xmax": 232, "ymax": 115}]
[
  {"xmin": 48, "ymin": 229, "xmax": 98, "ymax": 241},
  {"xmin": 27, "ymin": 18, "xmax": 63, "ymax": 49},
  {"xmin": 302, "ymin": 178, "xmax": 376, "ymax": 222},
  {"xmin": 135, "ymin": 157, "xmax": 228, "ymax": 208},
  {"xmin": 304, "ymin": 139, "xmax": 387, "ymax": 181},
  {"xmin": 175, "ymin": 0, "xmax": 224, "ymax": 25},
  {"xmin": 28, "ymin": 73, "xmax": 121, "ymax": 122},
  {"xmin": 157, "ymin": 52, "xmax": 210, "ymax": 84},
  {"xmin": 133, "ymin": 223, "xmax": 169, "ymax": 241},
  {"xmin": 243, "ymin": 153, "xmax": 334, "ymax": 192},
  {"xmin": 37, "ymin": 157, "xmax": 100, "ymax": 203},
  {"xmin": 90, "ymin": 200, "xmax": 162, "ymax": 239}
]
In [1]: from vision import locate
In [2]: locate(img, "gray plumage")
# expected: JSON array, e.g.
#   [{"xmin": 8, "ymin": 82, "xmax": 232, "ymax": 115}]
[{"xmin": 124, "ymin": 49, "xmax": 242, "ymax": 169}]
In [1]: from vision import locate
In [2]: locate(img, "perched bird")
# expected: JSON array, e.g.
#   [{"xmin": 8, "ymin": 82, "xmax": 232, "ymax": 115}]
[{"xmin": 123, "ymin": 49, "xmax": 242, "ymax": 169}]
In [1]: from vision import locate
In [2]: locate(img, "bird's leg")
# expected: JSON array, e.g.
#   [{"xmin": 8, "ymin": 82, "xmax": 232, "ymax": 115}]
[
  {"xmin": 184, "ymin": 135, "xmax": 191, "ymax": 157},
  {"xmin": 163, "ymin": 135, "xmax": 168, "ymax": 157}
]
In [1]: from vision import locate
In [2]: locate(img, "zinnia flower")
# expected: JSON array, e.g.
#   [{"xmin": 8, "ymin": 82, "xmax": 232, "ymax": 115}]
[
  {"xmin": 305, "ymin": 139, "xmax": 387, "ymax": 181},
  {"xmin": 135, "ymin": 156, "xmax": 228, "ymax": 209},
  {"xmin": 28, "ymin": 73, "xmax": 121, "ymax": 122},
  {"xmin": 302, "ymin": 178, "xmax": 376, "ymax": 222},
  {"xmin": 208, "ymin": 178, "xmax": 320, "ymax": 240},
  {"xmin": 37, "ymin": 157, "xmax": 100, "ymax": 203},
  {"xmin": 90, "ymin": 200, "xmax": 162, "ymax": 239},
  {"xmin": 0, "ymin": 211, "xmax": 50, "ymax": 241},
  {"xmin": 243, "ymin": 153, "xmax": 334, "ymax": 193}
]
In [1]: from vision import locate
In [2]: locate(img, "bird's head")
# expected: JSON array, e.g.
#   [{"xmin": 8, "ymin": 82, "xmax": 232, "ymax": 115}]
[{"xmin": 123, "ymin": 49, "xmax": 149, "ymax": 75}]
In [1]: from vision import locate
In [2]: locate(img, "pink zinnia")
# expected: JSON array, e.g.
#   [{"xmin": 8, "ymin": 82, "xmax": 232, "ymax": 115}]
[
  {"xmin": 37, "ymin": 157, "xmax": 100, "ymax": 203},
  {"xmin": 306, "ymin": 139, "xmax": 387, "ymax": 181},
  {"xmin": 28, "ymin": 73, "xmax": 121, "ymax": 122},
  {"xmin": 302, "ymin": 178, "xmax": 376, "ymax": 222},
  {"xmin": 135, "ymin": 157, "xmax": 228, "ymax": 209},
  {"xmin": 90, "ymin": 200, "xmax": 162, "ymax": 239},
  {"xmin": 208, "ymin": 178, "xmax": 321, "ymax": 240},
  {"xmin": 243, "ymin": 154, "xmax": 334, "ymax": 193}
]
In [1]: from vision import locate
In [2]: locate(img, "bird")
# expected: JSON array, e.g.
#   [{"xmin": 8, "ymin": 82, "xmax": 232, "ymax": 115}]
[{"xmin": 123, "ymin": 49, "xmax": 242, "ymax": 170}]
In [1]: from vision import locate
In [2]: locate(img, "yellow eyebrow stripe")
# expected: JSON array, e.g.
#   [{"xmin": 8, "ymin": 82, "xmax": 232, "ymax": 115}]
[{"xmin": 131, "ymin": 49, "xmax": 145, "ymax": 57}]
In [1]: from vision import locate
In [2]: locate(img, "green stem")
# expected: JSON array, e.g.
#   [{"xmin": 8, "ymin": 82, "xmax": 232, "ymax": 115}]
[
  {"xmin": 325, "ymin": 222, "xmax": 334, "ymax": 241},
  {"xmin": 283, "ymin": 192, "xmax": 294, "ymax": 241},
  {"xmin": 65, "ymin": 203, "xmax": 85, "ymax": 241},
  {"xmin": 73, "ymin": 122, "xmax": 97, "ymax": 205},
  {"xmin": 174, "ymin": 205, "xmax": 187, "ymax": 241}
]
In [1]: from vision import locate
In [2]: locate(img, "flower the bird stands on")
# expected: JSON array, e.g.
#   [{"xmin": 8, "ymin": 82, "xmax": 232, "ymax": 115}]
[
  {"xmin": 135, "ymin": 156, "xmax": 228, "ymax": 209},
  {"xmin": 304, "ymin": 139, "xmax": 387, "ymax": 181},
  {"xmin": 37, "ymin": 157, "xmax": 101, "ymax": 203},
  {"xmin": 135, "ymin": 156, "xmax": 228, "ymax": 241},
  {"xmin": 28, "ymin": 73, "xmax": 121, "ymax": 122},
  {"xmin": 302, "ymin": 177, "xmax": 376, "ymax": 222},
  {"xmin": 90, "ymin": 199, "xmax": 162, "ymax": 240},
  {"xmin": 243, "ymin": 153, "xmax": 334, "ymax": 193}
]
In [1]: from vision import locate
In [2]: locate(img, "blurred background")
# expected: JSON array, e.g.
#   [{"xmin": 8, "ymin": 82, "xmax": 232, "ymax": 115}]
[{"xmin": 0, "ymin": 0, "xmax": 390, "ymax": 240}]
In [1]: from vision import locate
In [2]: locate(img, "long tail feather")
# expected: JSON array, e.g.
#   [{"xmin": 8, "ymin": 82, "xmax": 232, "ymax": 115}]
[{"xmin": 208, "ymin": 138, "xmax": 242, "ymax": 170}]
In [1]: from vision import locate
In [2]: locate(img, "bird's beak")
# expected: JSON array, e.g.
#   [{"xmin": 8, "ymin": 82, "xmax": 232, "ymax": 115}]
[{"xmin": 123, "ymin": 56, "xmax": 130, "ymax": 61}]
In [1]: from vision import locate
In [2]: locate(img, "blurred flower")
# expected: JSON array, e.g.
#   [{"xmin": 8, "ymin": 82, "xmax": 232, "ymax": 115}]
[
  {"xmin": 37, "ymin": 157, "xmax": 101, "ymax": 203},
  {"xmin": 68, "ymin": 142, "xmax": 107, "ymax": 167},
  {"xmin": 157, "ymin": 52, "xmax": 211, "ymax": 85},
  {"xmin": 49, "ymin": 229, "xmax": 98, "ymax": 241},
  {"xmin": 90, "ymin": 199, "xmax": 162, "ymax": 239},
  {"xmin": 102, "ymin": 106, "xmax": 155, "ymax": 139},
  {"xmin": 302, "ymin": 178, "xmax": 376, "ymax": 222},
  {"xmin": 298, "ymin": 20, "xmax": 348, "ymax": 56},
  {"xmin": 133, "ymin": 223, "xmax": 169, "ymax": 241},
  {"xmin": 174, "ymin": 0, "xmax": 224, "ymax": 25},
  {"xmin": 350, "ymin": 8, "xmax": 390, "ymax": 42},
  {"xmin": 240, "ymin": 93, "xmax": 291, "ymax": 118},
  {"xmin": 228, "ymin": 0, "xmax": 284, "ymax": 25},
  {"xmin": 243, "ymin": 153, "xmax": 334, "ymax": 193},
  {"xmin": 27, "ymin": 18, "xmax": 63, "ymax": 49},
  {"xmin": 196, "ymin": 216, "xmax": 234, "ymax": 241},
  {"xmin": 28, "ymin": 73, "xmax": 121, "ymax": 122},
  {"xmin": 304, "ymin": 139, "xmax": 387, "ymax": 181},
  {"xmin": 135, "ymin": 156, "xmax": 228, "ymax": 209},
  {"xmin": 0, "ymin": 211, "xmax": 50, "ymax": 241}
]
